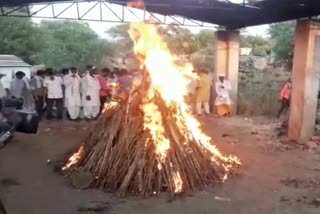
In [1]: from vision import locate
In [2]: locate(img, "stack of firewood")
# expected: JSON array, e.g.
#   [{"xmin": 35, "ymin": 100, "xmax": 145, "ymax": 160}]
[{"xmin": 62, "ymin": 77, "xmax": 239, "ymax": 197}]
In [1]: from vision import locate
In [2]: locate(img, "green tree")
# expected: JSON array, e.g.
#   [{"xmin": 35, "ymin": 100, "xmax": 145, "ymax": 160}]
[
  {"xmin": 107, "ymin": 23, "xmax": 130, "ymax": 39},
  {"xmin": 106, "ymin": 24, "xmax": 133, "ymax": 55},
  {"xmin": 106, "ymin": 23, "xmax": 215, "ymax": 69},
  {"xmin": 34, "ymin": 20, "xmax": 114, "ymax": 70},
  {"xmin": 162, "ymin": 25, "xmax": 198, "ymax": 55},
  {"xmin": 194, "ymin": 29, "xmax": 215, "ymax": 49},
  {"xmin": 191, "ymin": 46, "xmax": 215, "ymax": 71},
  {"xmin": 0, "ymin": 17, "xmax": 44, "ymax": 64},
  {"xmin": 106, "ymin": 24, "xmax": 213, "ymax": 56},
  {"xmin": 240, "ymin": 35, "xmax": 271, "ymax": 56},
  {"xmin": 268, "ymin": 21, "xmax": 295, "ymax": 61}
]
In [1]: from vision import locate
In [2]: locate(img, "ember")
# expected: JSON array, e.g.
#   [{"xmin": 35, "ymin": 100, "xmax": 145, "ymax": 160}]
[{"xmin": 62, "ymin": 21, "xmax": 240, "ymax": 197}]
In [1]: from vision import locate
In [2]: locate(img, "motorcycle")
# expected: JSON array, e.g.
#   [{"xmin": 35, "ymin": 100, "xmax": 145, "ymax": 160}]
[{"xmin": 0, "ymin": 97, "xmax": 39, "ymax": 149}]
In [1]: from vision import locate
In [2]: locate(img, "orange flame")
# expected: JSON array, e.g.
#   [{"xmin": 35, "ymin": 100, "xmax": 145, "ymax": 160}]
[
  {"xmin": 108, "ymin": 82, "xmax": 120, "ymax": 88},
  {"xmin": 173, "ymin": 171, "xmax": 183, "ymax": 193},
  {"xmin": 128, "ymin": 22, "xmax": 240, "ymax": 190},
  {"xmin": 62, "ymin": 146, "xmax": 84, "ymax": 171},
  {"xmin": 142, "ymin": 101, "xmax": 170, "ymax": 164},
  {"xmin": 102, "ymin": 100, "xmax": 120, "ymax": 113}
]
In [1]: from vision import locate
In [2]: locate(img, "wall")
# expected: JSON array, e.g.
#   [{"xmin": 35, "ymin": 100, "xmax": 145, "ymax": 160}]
[{"xmin": 289, "ymin": 20, "xmax": 320, "ymax": 142}]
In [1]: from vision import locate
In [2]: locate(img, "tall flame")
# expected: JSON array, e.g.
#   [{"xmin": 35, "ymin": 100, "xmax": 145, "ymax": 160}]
[
  {"xmin": 142, "ymin": 101, "xmax": 170, "ymax": 163},
  {"xmin": 129, "ymin": 23, "xmax": 240, "ymax": 193}
]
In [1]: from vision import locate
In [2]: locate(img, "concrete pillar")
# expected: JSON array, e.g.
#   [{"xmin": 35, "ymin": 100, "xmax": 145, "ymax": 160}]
[
  {"xmin": 214, "ymin": 30, "xmax": 240, "ymax": 114},
  {"xmin": 289, "ymin": 20, "xmax": 320, "ymax": 143}
]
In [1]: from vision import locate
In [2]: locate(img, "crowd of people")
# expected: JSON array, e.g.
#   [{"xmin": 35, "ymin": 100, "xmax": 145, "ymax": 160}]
[
  {"xmin": 0, "ymin": 64, "xmax": 238, "ymax": 121},
  {"xmin": 0, "ymin": 65, "xmax": 133, "ymax": 121},
  {"xmin": 186, "ymin": 69, "xmax": 233, "ymax": 116}
]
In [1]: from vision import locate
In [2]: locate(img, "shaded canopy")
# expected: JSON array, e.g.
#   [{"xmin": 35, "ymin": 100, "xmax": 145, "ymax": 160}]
[{"xmin": 1, "ymin": 0, "xmax": 320, "ymax": 28}]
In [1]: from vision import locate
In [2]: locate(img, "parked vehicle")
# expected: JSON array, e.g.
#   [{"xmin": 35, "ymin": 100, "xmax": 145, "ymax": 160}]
[{"xmin": 0, "ymin": 98, "xmax": 39, "ymax": 149}]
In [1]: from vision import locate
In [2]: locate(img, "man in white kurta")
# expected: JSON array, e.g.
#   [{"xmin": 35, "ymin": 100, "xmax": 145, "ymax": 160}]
[
  {"xmin": 63, "ymin": 67, "xmax": 81, "ymax": 120},
  {"xmin": 215, "ymin": 74, "xmax": 232, "ymax": 116},
  {"xmin": 81, "ymin": 67, "xmax": 101, "ymax": 119}
]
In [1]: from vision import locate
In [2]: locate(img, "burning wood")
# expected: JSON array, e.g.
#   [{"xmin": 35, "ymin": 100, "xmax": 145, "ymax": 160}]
[{"xmin": 61, "ymin": 22, "xmax": 240, "ymax": 197}]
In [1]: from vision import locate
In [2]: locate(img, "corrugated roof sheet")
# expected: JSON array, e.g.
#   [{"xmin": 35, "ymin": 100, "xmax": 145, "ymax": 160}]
[
  {"xmin": 1, "ymin": 0, "xmax": 320, "ymax": 28},
  {"xmin": 0, "ymin": 55, "xmax": 30, "ymax": 67}
]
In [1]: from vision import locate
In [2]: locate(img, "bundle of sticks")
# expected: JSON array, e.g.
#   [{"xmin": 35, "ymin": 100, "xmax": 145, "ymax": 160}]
[{"xmin": 62, "ymin": 74, "xmax": 239, "ymax": 197}]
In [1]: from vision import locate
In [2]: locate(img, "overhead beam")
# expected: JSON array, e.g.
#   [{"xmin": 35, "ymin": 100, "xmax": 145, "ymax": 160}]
[
  {"xmin": 0, "ymin": 0, "xmax": 320, "ymax": 28},
  {"xmin": 0, "ymin": 1, "xmax": 208, "ymax": 28}
]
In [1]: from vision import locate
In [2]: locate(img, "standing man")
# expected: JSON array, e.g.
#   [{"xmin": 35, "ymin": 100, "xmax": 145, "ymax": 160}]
[
  {"xmin": 185, "ymin": 70, "xmax": 198, "ymax": 111},
  {"xmin": 0, "ymin": 74, "xmax": 6, "ymax": 99},
  {"xmin": 83, "ymin": 65, "xmax": 93, "ymax": 77},
  {"xmin": 31, "ymin": 70, "xmax": 45, "ymax": 118},
  {"xmin": 9, "ymin": 71, "xmax": 26, "ymax": 109},
  {"xmin": 81, "ymin": 66, "xmax": 101, "ymax": 120},
  {"xmin": 9, "ymin": 71, "xmax": 26, "ymax": 99},
  {"xmin": 195, "ymin": 69, "xmax": 212, "ymax": 115},
  {"xmin": 215, "ymin": 74, "xmax": 232, "ymax": 116},
  {"xmin": 107, "ymin": 71, "xmax": 119, "ymax": 98},
  {"xmin": 98, "ymin": 67, "xmax": 110, "ymax": 112},
  {"xmin": 63, "ymin": 67, "xmax": 81, "ymax": 120},
  {"xmin": 0, "ymin": 74, "xmax": 6, "ymax": 110},
  {"xmin": 44, "ymin": 69, "xmax": 64, "ymax": 120},
  {"xmin": 22, "ymin": 75, "xmax": 35, "ymax": 112},
  {"xmin": 61, "ymin": 68, "xmax": 70, "ymax": 119}
]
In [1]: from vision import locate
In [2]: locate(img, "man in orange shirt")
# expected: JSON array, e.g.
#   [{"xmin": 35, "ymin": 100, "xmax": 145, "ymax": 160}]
[
  {"xmin": 98, "ymin": 68, "xmax": 111, "ymax": 113},
  {"xmin": 277, "ymin": 78, "xmax": 291, "ymax": 118}
]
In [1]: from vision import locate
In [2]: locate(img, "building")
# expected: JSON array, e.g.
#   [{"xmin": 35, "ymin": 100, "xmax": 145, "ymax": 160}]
[
  {"xmin": 0, "ymin": 55, "xmax": 31, "ymax": 89},
  {"xmin": 240, "ymin": 47, "xmax": 252, "ymax": 56}
]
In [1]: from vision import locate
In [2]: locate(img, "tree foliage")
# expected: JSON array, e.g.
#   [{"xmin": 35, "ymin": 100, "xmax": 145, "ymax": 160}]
[
  {"xmin": 105, "ymin": 24, "xmax": 215, "ymax": 70},
  {"xmin": 0, "ymin": 17, "xmax": 44, "ymax": 64},
  {"xmin": 0, "ymin": 18, "xmax": 114, "ymax": 70},
  {"xmin": 162, "ymin": 25, "xmax": 198, "ymax": 55},
  {"xmin": 195, "ymin": 29, "xmax": 215, "ymax": 50},
  {"xmin": 268, "ymin": 21, "xmax": 295, "ymax": 61},
  {"xmin": 240, "ymin": 35, "xmax": 271, "ymax": 57},
  {"xmin": 106, "ymin": 23, "xmax": 132, "ymax": 55},
  {"xmin": 107, "ymin": 23, "xmax": 130, "ymax": 40},
  {"xmin": 191, "ymin": 46, "xmax": 215, "ymax": 71},
  {"xmin": 106, "ymin": 24, "xmax": 215, "ymax": 56},
  {"xmin": 33, "ymin": 20, "xmax": 114, "ymax": 69}
]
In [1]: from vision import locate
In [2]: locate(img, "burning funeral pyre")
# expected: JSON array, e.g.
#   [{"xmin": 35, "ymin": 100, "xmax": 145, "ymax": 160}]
[{"xmin": 62, "ymin": 22, "xmax": 240, "ymax": 197}]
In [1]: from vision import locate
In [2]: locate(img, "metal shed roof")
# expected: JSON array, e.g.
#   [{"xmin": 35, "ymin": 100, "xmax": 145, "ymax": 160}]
[
  {"xmin": 0, "ymin": 0, "xmax": 320, "ymax": 28},
  {"xmin": 0, "ymin": 55, "xmax": 31, "ymax": 67}
]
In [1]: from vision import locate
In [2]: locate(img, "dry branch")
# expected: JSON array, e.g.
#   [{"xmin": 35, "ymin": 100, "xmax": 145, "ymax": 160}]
[{"xmin": 61, "ymin": 77, "xmax": 239, "ymax": 197}]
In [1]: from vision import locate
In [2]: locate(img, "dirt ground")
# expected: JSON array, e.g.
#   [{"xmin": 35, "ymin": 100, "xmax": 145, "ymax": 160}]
[{"xmin": 1, "ymin": 116, "xmax": 320, "ymax": 214}]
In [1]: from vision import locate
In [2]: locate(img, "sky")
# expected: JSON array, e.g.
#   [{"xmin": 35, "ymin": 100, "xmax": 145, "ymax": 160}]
[{"xmin": 31, "ymin": 0, "xmax": 269, "ymax": 38}]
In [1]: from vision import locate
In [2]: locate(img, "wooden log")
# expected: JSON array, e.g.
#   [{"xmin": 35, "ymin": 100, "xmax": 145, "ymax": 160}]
[{"xmin": 61, "ymin": 73, "xmax": 239, "ymax": 197}]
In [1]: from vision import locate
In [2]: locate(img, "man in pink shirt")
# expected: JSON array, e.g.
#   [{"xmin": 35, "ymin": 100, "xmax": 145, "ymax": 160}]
[{"xmin": 98, "ymin": 67, "xmax": 110, "ymax": 112}]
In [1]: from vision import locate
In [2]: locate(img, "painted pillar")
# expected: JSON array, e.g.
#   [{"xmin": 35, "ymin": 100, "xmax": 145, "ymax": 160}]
[
  {"xmin": 289, "ymin": 20, "xmax": 320, "ymax": 143},
  {"xmin": 214, "ymin": 30, "xmax": 240, "ymax": 114}
]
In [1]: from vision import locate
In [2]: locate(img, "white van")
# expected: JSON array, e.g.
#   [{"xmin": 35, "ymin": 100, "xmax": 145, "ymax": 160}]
[{"xmin": 0, "ymin": 55, "xmax": 31, "ymax": 89}]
